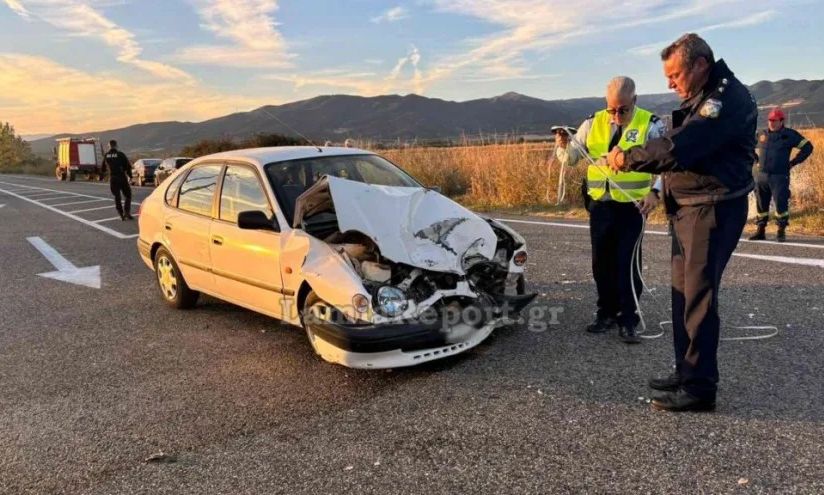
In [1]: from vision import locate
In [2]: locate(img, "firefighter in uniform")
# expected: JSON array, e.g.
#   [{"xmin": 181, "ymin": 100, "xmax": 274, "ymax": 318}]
[
  {"xmin": 102, "ymin": 140, "xmax": 133, "ymax": 220},
  {"xmin": 608, "ymin": 34, "xmax": 756, "ymax": 412},
  {"xmin": 555, "ymin": 76, "xmax": 664, "ymax": 344},
  {"xmin": 750, "ymin": 108, "xmax": 814, "ymax": 242}
]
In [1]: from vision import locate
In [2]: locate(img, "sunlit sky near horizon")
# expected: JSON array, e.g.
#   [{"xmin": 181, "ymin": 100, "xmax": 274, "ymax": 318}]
[{"xmin": 2, "ymin": 0, "xmax": 823, "ymax": 135}]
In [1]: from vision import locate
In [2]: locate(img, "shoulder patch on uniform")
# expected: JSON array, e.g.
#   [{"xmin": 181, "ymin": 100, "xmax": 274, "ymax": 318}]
[{"xmin": 699, "ymin": 98, "xmax": 722, "ymax": 119}]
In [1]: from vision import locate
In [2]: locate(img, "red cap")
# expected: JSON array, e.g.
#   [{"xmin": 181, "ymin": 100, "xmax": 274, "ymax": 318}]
[{"xmin": 768, "ymin": 108, "xmax": 785, "ymax": 121}]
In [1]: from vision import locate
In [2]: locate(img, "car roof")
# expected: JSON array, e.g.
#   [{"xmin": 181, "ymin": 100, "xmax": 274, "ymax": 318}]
[{"xmin": 189, "ymin": 146, "xmax": 375, "ymax": 168}]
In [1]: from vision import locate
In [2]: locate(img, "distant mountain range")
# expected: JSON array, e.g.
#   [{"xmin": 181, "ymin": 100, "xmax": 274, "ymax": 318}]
[{"xmin": 30, "ymin": 78, "xmax": 824, "ymax": 156}]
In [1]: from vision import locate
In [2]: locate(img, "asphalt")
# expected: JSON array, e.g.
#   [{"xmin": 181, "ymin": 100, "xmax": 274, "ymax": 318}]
[{"xmin": 0, "ymin": 174, "xmax": 822, "ymax": 494}]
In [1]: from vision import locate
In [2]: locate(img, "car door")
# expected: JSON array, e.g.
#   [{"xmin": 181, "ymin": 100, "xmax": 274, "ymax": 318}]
[
  {"xmin": 209, "ymin": 163, "xmax": 286, "ymax": 319},
  {"xmin": 163, "ymin": 163, "xmax": 221, "ymax": 293}
]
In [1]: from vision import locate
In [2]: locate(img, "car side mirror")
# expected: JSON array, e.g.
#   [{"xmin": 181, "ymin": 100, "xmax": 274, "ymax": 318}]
[{"xmin": 237, "ymin": 210, "xmax": 279, "ymax": 232}]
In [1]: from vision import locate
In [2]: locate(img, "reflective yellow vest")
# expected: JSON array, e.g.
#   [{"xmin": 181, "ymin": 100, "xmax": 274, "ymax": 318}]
[{"xmin": 585, "ymin": 108, "xmax": 654, "ymax": 202}]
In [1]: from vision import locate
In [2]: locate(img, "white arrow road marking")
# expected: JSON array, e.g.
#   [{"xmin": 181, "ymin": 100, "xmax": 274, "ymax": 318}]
[
  {"xmin": 27, "ymin": 236, "xmax": 101, "ymax": 289},
  {"xmin": 733, "ymin": 253, "xmax": 824, "ymax": 268}
]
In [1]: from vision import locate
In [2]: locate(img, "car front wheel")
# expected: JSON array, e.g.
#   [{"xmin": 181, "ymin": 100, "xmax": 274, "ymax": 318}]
[{"xmin": 154, "ymin": 247, "xmax": 199, "ymax": 309}]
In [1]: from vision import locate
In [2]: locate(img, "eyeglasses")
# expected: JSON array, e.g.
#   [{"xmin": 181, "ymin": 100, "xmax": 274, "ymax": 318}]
[{"xmin": 606, "ymin": 106, "xmax": 632, "ymax": 116}]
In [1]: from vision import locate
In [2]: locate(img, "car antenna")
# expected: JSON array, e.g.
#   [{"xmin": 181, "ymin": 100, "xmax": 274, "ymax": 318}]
[{"xmin": 257, "ymin": 106, "xmax": 323, "ymax": 153}]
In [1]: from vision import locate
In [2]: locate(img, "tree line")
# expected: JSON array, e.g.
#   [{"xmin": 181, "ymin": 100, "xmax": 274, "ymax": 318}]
[{"xmin": 0, "ymin": 122, "xmax": 50, "ymax": 174}]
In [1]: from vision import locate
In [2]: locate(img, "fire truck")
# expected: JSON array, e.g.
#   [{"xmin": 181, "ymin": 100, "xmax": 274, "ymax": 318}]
[{"xmin": 54, "ymin": 138, "xmax": 105, "ymax": 181}]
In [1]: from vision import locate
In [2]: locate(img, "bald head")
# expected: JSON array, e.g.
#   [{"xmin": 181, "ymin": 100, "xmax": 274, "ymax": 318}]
[{"xmin": 605, "ymin": 76, "xmax": 637, "ymax": 125}]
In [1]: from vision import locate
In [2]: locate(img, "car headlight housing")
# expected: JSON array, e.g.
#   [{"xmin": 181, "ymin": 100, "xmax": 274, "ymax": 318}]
[{"xmin": 375, "ymin": 285, "xmax": 408, "ymax": 317}]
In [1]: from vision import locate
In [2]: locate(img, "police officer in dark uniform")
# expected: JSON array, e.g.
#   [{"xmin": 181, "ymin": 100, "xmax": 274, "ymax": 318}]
[
  {"xmin": 750, "ymin": 107, "xmax": 814, "ymax": 242},
  {"xmin": 607, "ymin": 34, "xmax": 757, "ymax": 412},
  {"xmin": 102, "ymin": 140, "xmax": 133, "ymax": 220}
]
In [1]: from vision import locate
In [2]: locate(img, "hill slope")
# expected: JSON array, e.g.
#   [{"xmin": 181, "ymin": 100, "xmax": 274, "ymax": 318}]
[{"xmin": 30, "ymin": 79, "xmax": 824, "ymax": 155}]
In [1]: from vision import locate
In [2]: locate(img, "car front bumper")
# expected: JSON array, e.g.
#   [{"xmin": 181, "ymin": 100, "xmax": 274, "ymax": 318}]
[{"xmin": 305, "ymin": 292, "xmax": 536, "ymax": 369}]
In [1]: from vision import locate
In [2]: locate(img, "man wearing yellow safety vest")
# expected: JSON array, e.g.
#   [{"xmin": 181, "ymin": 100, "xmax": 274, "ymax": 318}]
[{"xmin": 555, "ymin": 76, "xmax": 664, "ymax": 344}]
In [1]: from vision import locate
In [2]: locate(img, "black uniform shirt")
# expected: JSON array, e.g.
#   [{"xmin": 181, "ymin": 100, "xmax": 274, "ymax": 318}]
[
  {"xmin": 103, "ymin": 149, "xmax": 132, "ymax": 180},
  {"xmin": 624, "ymin": 59, "xmax": 758, "ymax": 207},
  {"xmin": 756, "ymin": 127, "xmax": 814, "ymax": 175}
]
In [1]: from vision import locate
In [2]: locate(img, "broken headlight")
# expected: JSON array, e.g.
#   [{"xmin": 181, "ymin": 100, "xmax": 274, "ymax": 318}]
[{"xmin": 375, "ymin": 285, "xmax": 408, "ymax": 317}]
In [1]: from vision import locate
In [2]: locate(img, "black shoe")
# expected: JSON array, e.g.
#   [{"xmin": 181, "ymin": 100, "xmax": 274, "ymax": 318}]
[
  {"xmin": 651, "ymin": 389, "xmax": 715, "ymax": 412},
  {"xmin": 776, "ymin": 227, "xmax": 786, "ymax": 242},
  {"xmin": 618, "ymin": 324, "xmax": 641, "ymax": 344},
  {"xmin": 648, "ymin": 372, "xmax": 681, "ymax": 392},
  {"xmin": 124, "ymin": 213, "xmax": 134, "ymax": 220},
  {"xmin": 748, "ymin": 226, "xmax": 766, "ymax": 241},
  {"xmin": 585, "ymin": 316, "xmax": 616, "ymax": 334},
  {"xmin": 120, "ymin": 213, "xmax": 127, "ymax": 221}
]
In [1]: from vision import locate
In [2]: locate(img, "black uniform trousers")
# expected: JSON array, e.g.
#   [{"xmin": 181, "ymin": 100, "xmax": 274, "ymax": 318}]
[
  {"xmin": 670, "ymin": 195, "xmax": 747, "ymax": 400},
  {"xmin": 754, "ymin": 173, "xmax": 790, "ymax": 227},
  {"xmin": 110, "ymin": 176, "xmax": 132, "ymax": 216},
  {"xmin": 589, "ymin": 200, "xmax": 643, "ymax": 327}
]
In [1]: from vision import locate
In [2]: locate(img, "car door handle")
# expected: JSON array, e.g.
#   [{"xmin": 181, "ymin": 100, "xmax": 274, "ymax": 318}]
[
  {"xmin": 212, "ymin": 236, "xmax": 224, "ymax": 246},
  {"xmin": 164, "ymin": 223, "xmax": 172, "ymax": 231}
]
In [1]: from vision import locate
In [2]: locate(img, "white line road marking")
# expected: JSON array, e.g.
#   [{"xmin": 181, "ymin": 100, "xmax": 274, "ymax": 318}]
[
  {"xmin": 95, "ymin": 214, "xmax": 139, "ymax": 223},
  {"xmin": 69, "ymin": 205, "xmax": 116, "ymax": 214},
  {"xmin": 50, "ymin": 198, "xmax": 109, "ymax": 207},
  {"xmin": 496, "ymin": 218, "xmax": 824, "ymax": 249},
  {"xmin": 0, "ymin": 185, "xmax": 138, "ymax": 239},
  {"xmin": 732, "ymin": 253, "xmax": 824, "ymax": 268},
  {"xmin": 27, "ymin": 236, "xmax": 101, "ymax": 289},
  {"xmin": 0, "ymin": 204, "xmax": 4, "ymax": 208}
]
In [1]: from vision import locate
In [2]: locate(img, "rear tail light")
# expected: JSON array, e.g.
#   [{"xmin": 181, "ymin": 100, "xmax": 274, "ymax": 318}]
[{"xmin": 513, "ymin": 251, "xmax": 527, "ymax": 266}]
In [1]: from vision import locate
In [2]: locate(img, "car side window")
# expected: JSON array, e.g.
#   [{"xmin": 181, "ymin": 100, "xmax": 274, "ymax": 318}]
[
  {"xmin": 177, "ymin": 164, "xmax": 221, "ymax": 216},
  {"xmin": 164, "ymin": 171, "xmax": 186, "ymax": 206},
  {"xmin": 219, "ymin": 165, "xmax": 272, "ymax": 224}
]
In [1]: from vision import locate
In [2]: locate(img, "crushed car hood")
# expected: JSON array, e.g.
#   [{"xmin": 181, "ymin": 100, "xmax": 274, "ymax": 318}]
[{"xmin": 294, "ymin": 176, "xmax": 498, "ymax": 274}]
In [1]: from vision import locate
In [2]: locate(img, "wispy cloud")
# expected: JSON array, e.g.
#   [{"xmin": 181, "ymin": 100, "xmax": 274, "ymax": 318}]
[
  {"xmin": 175, "ymin": 0, "xmax": 294, "ymax": 68},
  {"xmin": 417, "ymin": 0, "xmax": 743, "ymax": 90},
  {"xmin": 371, "ymin": 6, "xmax": 409, "ymax": 24},
  {"xmin": 3, "ymin": 0, "xmax": 30, "ymax": 18},
  {"xmin": 3, "ymin": 0, "xmax": 192, "ymax": 81},
  {"xmin": 627, "ymin": 9, "xmax": 778, "ymax": 57},
  {"xmin": 0, "ymin": 53, "xmax": 268, "ymax": 134},
  {"xmin": 264, "ymin": 45, "xmax": 425, "ymax": 95}
]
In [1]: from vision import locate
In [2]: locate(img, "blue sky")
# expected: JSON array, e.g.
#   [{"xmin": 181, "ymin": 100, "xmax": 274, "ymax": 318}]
[{"xmin": 1, "ymin": 0, "xmax": 822, "ymax": 134}]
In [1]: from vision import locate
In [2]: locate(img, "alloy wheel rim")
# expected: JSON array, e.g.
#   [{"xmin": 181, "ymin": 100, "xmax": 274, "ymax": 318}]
[{"xmin": 157, "ymin": 256, "xmax": 178, "ymax": 300}]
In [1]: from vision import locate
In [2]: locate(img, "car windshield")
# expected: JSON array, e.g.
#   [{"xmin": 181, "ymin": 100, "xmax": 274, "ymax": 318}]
[
  {"xmin": 175, "ymin": 158, "xmax": 192, "ymax": 168},
  {"xmin": 143, "ymin": 159, "xmax": 161, "ymax": 167},
  {"xmin": 264, "ymin": 153, "xmax": 421, "ymax": 226}
]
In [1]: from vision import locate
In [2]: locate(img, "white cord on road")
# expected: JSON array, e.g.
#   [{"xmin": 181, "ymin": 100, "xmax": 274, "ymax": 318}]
[{"xmin": 564, "ymin": 138, "xmax": 780, "ymax": 342}]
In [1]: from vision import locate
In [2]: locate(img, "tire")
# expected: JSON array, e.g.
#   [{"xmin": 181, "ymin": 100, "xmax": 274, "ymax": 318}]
[
  {"xmin": 68, "ymin": 171, "xmax": 76, "ymax": 181},
  {"xmin": 301, "ymin": 291, "xmax": 349, "ymax": 358},
  {"xmin": 153, "ymin": 247, "xmax": 199, "ymax": 309}
]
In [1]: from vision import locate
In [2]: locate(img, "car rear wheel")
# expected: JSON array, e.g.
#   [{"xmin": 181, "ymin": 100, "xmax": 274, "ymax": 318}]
[{"xmin": 154, "ymin": 247, "xmax": 199, "ymax": 309}]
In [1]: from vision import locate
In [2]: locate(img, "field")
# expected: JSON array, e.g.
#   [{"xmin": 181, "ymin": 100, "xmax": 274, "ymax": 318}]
[{"xmin": 380, "ymin": 128, "xmax": 824, "ymax": 234}]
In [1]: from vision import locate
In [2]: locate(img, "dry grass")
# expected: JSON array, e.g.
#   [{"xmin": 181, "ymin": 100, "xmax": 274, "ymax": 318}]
[{"xmin": 378, "ymin": 129, "xmax": 824, "ymax": 235}]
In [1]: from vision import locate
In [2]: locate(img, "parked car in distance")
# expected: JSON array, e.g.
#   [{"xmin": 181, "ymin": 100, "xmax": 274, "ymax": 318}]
[
  {"xmin": 137, "ymin": 147, "xmax": 534, "ymax": 369},
  {"xmin": 132, "ymin": 159, "xmax": 162, "ymax": 186},
  {"xmin": 154, "ymin": 157, "xmax": 193, "ymax": 186}
]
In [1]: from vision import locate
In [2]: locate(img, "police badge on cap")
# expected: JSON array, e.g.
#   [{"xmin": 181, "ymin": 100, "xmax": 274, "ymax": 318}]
[{"xmin": 699, "ymin": 98, "xmax": 722, "ymax": 119}]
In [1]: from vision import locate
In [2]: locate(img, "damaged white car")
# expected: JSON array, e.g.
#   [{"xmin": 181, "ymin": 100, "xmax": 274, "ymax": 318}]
[{"xmin": 137, "ymin": 147, "xmax": 535, "ymax": 368}]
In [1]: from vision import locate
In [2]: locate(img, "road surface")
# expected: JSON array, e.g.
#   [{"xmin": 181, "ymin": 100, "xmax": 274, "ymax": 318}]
[{"xmin": 1, "ymin": 174, "xmax": 822, "ymax": 494}]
